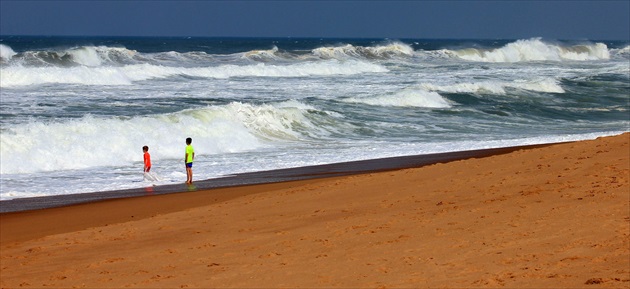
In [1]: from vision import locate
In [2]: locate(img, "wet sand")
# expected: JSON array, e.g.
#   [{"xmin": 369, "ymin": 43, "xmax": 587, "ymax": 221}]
[
  {"xmin": 0, "ymin": 133, "xmax": 628, "ymax": 288},
  {"xmin": 0, "ymin": 144, "xmax": 549, "ymax": 214}
]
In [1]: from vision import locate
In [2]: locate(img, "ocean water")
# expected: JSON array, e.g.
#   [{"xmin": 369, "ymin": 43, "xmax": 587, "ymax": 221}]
[{"xmin": 0, "ymin": 36, "xmax": 628, "ymax": 200}]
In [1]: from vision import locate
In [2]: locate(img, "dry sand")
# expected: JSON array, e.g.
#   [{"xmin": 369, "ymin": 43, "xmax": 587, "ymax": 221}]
[{"xmin": 1, "ymin": 133, "xmax": 628, "ymax": 288}]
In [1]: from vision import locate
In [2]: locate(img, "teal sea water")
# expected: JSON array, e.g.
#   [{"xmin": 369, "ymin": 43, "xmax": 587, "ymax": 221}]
[{"xmin": 1, "ymin": 36, "xmax": 628, "ymax": 200}]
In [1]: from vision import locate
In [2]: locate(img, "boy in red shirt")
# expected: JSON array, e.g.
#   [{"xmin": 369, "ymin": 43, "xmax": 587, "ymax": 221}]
[{"xmin": 143, "ymin": 145, "xmax": 151, "ymax": 172}]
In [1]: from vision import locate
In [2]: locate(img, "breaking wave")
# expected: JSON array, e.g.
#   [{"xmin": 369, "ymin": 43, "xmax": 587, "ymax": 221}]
[
  {"xmin": 0, "ymin": 44, "xmax": 17, "ymax": 62},
  {"xmin": 242, "ymin": 46, "xmax": 282, "ymax": 61},
  {"xmin": 312, "ymin": 42, "xmax": 414, "ymax": 60},
  {"xmin": 3, "ymin": 45, "xmax": 139, "ymax": 67},
  {"xmin": 0, "ymin": 101, "xmax": 336, "ymax": 174},
  {"xmin": 1, "ymin": 38, "xmax": 622, "ymax": 88},
  {"xmin": 343, "ymin": 89, "xmax": 452, "ymax": 108},
  {"xmin": 446, "ymin": 38, "xmax": 610, "ymax": 62},
  {"xmin": 242, "ymin": 42, "xmax": 415, "ymax": 61},
  {"xmin": 1, "ymin": 42, "xmax": 414, "ymax": 68},
  {"xmin": 0, "ymin": 60, "xmax": 387, "ymax": 87}
]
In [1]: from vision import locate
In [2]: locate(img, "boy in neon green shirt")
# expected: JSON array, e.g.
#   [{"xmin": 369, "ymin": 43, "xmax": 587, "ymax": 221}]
[{"xmin": 185, "ymin": 137, "xmax": 195, "ymax": 184}]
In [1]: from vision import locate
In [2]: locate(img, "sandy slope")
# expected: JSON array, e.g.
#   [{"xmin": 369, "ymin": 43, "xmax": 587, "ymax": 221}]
[{"xmin": 1, "ymin": 133, "xmax": 628, "ymax": 288}]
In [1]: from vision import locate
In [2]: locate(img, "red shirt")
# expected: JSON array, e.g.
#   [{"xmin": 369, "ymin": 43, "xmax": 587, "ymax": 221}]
[{"xmin": 144, "ymin": 152, "xmax": 151, "ymax": 168}]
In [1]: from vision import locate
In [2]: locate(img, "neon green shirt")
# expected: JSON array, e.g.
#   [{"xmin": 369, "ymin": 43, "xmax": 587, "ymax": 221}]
[{"xmin": 185, "ymin": 145, "xmax": 194, "ymax": 163}]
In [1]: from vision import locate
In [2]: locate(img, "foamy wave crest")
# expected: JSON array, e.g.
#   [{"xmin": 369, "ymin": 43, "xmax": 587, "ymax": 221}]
[
  {"xmin": 612, "ymin": 45, "xmax": 630, "ymax": 59},
  {"xmin": 0, "ymin": 44, "xmax": 17, "ymax": 61},
  {"xmin": 420, "ymin": 78, "xmax": 565, "ymax": 94},
  {"xmin": 10, "ymin": 46, "xmax": 139, "ymax": 67},
  {"xmin": 242, "ymin": 46, "xmax": 281, "ymax": 61},
  {"xmin": 223, "ymin": 100, "xmax": 333, "ymax": 140},
  {"xmin": 344, "ymin": 89, "xmax": 451, "ymax": 108},
  {"xmin": 509, "ymin": 79, "xmax": 565, "ymax": 93},
  {"xmin": 0, "ymin": 101, "xmax": 329, "ymax": 174},
  {"xmin": 312, "ymin": 42, "xmax": 414, "ymax": 60},
  {"xmin": 450, "ymin": 38, "xmax": 610, "ymax": 62},
  {"xmin": 0, "ymin": 60, "xmax": 387, "ymax": 87},
  {"xmin": 67, "ymin": 46, "xmax": 104, "ymax": 66}
]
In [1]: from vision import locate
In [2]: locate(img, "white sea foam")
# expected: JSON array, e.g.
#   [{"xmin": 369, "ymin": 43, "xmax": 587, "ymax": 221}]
[
  {"xmin": 343, "ymin": 89, "xmax": 451, "ymax": 108},
  {"xmin": 0, "ymin": 65, "xmax": 135, "ymax": 86},
  {"xmin": 420, "ymin": 82, "xmax": 507, "ymax": 95},
  {"xmin": 0, "ymin": 101, "xmax": 328, "ymax": 174},
  {"xmin": 450, "ymin": 38, "xmax": 610, "ymax": 62},
  {"xmin": 0, "ymin": 60, "xmax": 387, "ymax": 87},
  {"xmin": 420, "ymin": 78, "xmax": 565, "ymax": 95},
  {"xmin": 612, "ymin": 45, "xmax": 630, "ymax": 58},
  {"xmin": 181, "ymin": 60, "xmax": 387, "ymax": 78}
]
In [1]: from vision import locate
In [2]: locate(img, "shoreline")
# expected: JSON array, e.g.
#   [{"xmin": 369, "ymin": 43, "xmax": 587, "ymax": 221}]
[
  {"xmin": 0, "ymin": 143, "xmax": 552, "ymax": 244},
  {"xmin": 0, "ymin": 142, "xmax": 552, "ymax": 213},
  {"xmin": 1, "ymin": 133, "xmax": 628, "ymax": 288}
]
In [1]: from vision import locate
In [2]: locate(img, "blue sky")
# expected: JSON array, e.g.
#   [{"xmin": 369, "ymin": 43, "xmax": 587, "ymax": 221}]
[{"xmin": 1, "ymin": 0, "xmax": 629, "ymax": 40}]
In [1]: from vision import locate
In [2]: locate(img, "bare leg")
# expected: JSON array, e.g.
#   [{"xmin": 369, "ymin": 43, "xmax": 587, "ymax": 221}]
[{"xmin": 186, "ymin": 167, "xmax": 193, "ymax": 184}]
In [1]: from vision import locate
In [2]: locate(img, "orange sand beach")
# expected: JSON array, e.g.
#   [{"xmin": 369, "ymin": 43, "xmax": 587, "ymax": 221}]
[{"xmin": 1, "ymin": 133, "xmax": 628, "ymax": 288}]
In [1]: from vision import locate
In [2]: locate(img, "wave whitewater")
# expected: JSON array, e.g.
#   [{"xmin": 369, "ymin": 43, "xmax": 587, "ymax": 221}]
[
  {"xmin": 419, "ymin": 78, "xmax": 566, "ymax": 95},
  {"xmin": 0, "ymin": 42, "xmax": 415, "ymax": 66},
  {"xmin": 441, "ymin": 38, "xmax": 612, "ymax": 62},
  {"xmin": 0, "ymin": 60, "xmax": 387, "ymax": 87},
  {"xmin": 0, "ymin": 101, "xmax": 335, "ymax": 174},
  {"xmin": 2, "ymin": 38, "xmax": 623, "ymax": 67},
  {"xmin": 1, "ymin": 36, "xmax": 628, "ymax": 200},
  {"xmin": 343, "ymin": 89, "xmax": 452, "ymax": 108},
  {"xmin": 1, "ymin": 39, "xmax": 626, "ymax": 88}
]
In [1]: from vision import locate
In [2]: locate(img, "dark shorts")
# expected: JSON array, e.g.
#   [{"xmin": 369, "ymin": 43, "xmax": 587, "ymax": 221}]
[{"xmin": 186, "ymin": 162, "xmax": 193, "ymax": 168}]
